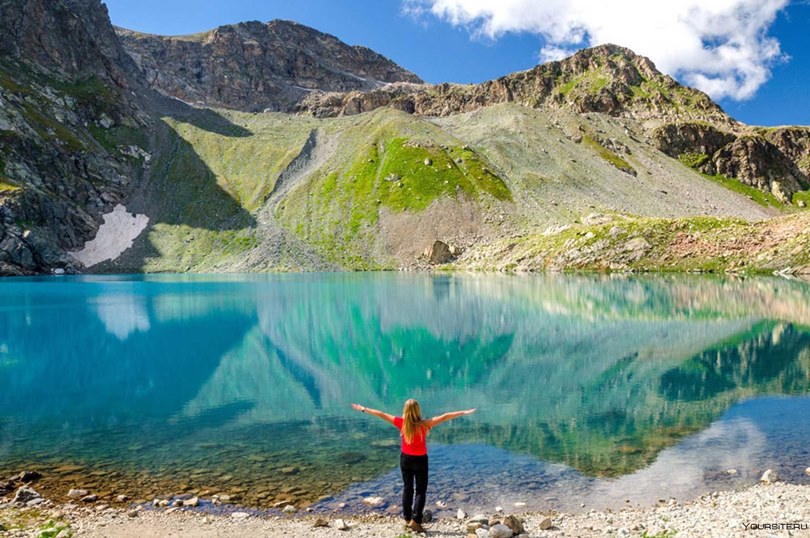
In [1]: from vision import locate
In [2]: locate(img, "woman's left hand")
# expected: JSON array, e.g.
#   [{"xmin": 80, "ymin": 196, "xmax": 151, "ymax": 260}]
[{"xmin": 351, "ymin": 403, "xmax": 364, "ymax": 412}]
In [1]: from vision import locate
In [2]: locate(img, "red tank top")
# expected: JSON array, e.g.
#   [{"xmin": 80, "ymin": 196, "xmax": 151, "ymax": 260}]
[{"xmin": 394, "ymin": 416, "xmax": 429, "ymax": 456}]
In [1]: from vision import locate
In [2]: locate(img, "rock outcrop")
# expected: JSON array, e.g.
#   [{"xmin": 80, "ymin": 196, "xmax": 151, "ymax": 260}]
[
  {"xmin": 0, "ymin": 0, "xmax": 146, "ymax": 276},
  {"xmin": 297, "ymin": 44, "xmax": 729, "ymax": 123},
  {"xmin": 117, "ymin": 20, "xmax": 422, "ymax": 112},
  {"xmin": 653, "ymin": 122, "xmax": 810, "ymax": 200}
]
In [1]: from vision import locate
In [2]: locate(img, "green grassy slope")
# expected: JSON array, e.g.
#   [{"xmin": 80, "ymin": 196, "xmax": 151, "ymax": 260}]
[
  {"xmin": 104, "ymin": 104, "xmax": 801, "ymax": 274},
  {"xmin": 274, "ymin": 108, "xmax": 512, "ymax": 269}
]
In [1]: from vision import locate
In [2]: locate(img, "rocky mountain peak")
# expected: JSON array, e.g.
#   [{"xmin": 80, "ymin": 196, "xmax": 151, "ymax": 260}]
[
  {"xmin": 0, "ymin": 0, "xmax": 136, "ymax": 87},
  {"xmin": 297, "ymin": 43, "xmax": 729, "ymax": 123},
  {"xmin": 116, "ymin": 19, "xmax": 423, "ymax": 112}
]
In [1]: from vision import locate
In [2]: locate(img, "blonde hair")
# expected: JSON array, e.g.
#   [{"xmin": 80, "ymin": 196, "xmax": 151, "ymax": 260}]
[{"xmin": 402, "ymin": 399, "xmax": 428, "ymax": 444}]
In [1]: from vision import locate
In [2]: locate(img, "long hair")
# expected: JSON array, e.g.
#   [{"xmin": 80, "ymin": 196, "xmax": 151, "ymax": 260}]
[{"xmin": 402, "ymin": 399, "xmax": 428, "ymax": 444}]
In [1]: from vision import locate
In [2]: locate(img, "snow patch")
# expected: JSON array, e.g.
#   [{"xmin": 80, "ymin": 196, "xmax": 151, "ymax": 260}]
[{"xmin": 71, "ymin": 204, "xmax": 149, "ymax": 267}]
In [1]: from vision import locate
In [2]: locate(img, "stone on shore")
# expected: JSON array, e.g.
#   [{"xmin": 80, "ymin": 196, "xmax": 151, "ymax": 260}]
[
  {"xmin": 183, "ymin": 496, "xmax": 199, "ymax": 507},
  {"xmin": 282, "ymin": 504, "xmax": 297, "ymax": 514},
  {"xmin": 81, "ymin": 494, "xmax": 98, "ymax": 503},
  {"xmin": 313, "ymin": 518, "xmax": 329, "ymax": 528},
  {"xmin": 475, "ymin": 528, "xmax": 491, "ymax": 538},
  {"xmin": 230, "ymin": 512, "xmax": 250, "ymax": 520},
  {"xmin": 458, "ymin": 509, "xmax": 467, "ymax": 519},
  {"xmin": 489, "ymin": 524, "xmax": 514, "ymax": 538},
  {"xmin": 425, "ymin": 240, "xmax": 454, "ymax": 264},
  {"xmin": 760, "ymin": 469, "xmax": 778, "ymax": 483},
  {"xmin": 335, "ymin": 518, "xmax": 350, "ymax": 531},
  {"xmin": 539, "ymin": 516, "xmax": 553, "ymax": 530},
  {"xmin": 503, "ymin": 515, "xmax": 525, "ymax": 534},
  {"xmin": 13, "ymin": 486, "xmax": 41, "ymax": 505}
]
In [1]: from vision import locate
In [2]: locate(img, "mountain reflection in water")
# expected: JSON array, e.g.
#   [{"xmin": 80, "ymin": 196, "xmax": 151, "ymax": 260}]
[{"xmin": 1, "ymin": 273, "xmax": 809, "ymax": 510}]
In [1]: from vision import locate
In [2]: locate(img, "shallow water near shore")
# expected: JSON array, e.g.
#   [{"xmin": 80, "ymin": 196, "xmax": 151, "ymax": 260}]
[{"xmin": 1, "ymin": 273, "xmax": 810, "ymax": 513}]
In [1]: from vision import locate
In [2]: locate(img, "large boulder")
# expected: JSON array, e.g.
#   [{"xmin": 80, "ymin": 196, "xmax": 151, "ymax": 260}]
[{"xmin": 425, "ymin": 240, "xmax": 454, "ymax": 264}]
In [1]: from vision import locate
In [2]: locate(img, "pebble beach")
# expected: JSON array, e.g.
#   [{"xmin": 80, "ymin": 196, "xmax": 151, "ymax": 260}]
[{"xmin": 3, "ymin": 474, "xmax": 810, "ymax": 537}]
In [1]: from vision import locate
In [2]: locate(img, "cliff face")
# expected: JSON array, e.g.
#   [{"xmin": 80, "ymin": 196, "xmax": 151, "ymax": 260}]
[
  {"xmin": 653, "ymin": 123, "xmax": 810, "ymax": 201},
  {"xmin": 0, "ymin": 0, "xmax": 136, "ymax": 85},
  {"xmin": 0, "ymin": 0, "xmax": 146, "ymax": 276},
  {"xmin": 117, "ymin": 20, "xmax": 423, "ymax": 112}
]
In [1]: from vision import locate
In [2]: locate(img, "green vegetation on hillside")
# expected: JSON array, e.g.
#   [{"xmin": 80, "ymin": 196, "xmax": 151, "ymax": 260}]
[
  {"xmin": 630, "ymin": 77, "xmax": 708, "ymax": 112},
  {"xmin": 276, "ymin": 113, "xmax": 512, "ymax": 268},
  {"xmin": 163, "ymin": 115, "xmax": 313, "ymax": 212},
  {"xmin": 703, "ymin": 173, "xmax": 784, "ymax": 208},
  {"xmin": 582, "ymin": 135, "xmax": 635, "ymax": 174},
  {"xmin": 461, "ymin": 213, "xmax": 810, "ymax": 274},
  {"xmin": 678, "ymin": 152, "xmax": 710, "ymax": 169},
  {"xmin": 678, "ymin": 152, "xmax": 785, "ymax": 209},
  {"xmin": 88, "ymin": 124, "xmax": 148, "ymax": 155},
  {"xmin": 557, "ymin": 69, "xmax": 610, "ymax": 96},
  {"xmin": 793, "ymin": 190, "xmax": 810, "ymax": 207}
]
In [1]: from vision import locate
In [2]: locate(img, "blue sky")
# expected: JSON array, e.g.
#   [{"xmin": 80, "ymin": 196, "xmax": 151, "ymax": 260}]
[{"xmin": 103, "ymin": 0, "xmax": 810, "ymax": 126}]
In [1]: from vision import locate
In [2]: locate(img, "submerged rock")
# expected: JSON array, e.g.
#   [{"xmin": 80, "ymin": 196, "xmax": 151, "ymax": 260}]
[
  {"xmin": 362, "ymin": 496, "xmax": 384, "ymax": 507},
  {"xmin": 15, "ymin": 471, "xmax": 42, "ymax": 483}
]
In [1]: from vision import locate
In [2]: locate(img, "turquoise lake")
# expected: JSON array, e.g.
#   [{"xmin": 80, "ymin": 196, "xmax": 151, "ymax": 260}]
[{"xmin": 1, "ymin": 273, "xmax": 810, "ymax": 514}]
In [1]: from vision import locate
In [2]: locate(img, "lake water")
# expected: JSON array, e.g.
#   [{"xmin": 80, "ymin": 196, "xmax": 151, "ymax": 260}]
[{"xmin": 1, "ymin": 273, "xmax": 810, "ymax": 515}]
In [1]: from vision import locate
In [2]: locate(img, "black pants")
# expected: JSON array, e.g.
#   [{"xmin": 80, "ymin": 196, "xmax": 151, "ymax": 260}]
[{"xmin": 400, "ymin": 453, "xmax": 429, "ymax": 523}]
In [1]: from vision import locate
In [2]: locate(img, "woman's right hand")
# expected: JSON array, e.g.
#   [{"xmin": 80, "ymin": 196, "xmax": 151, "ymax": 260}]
[{"xmin": 351, "ymin": 403, "xmax": 364, "ymax": 412}]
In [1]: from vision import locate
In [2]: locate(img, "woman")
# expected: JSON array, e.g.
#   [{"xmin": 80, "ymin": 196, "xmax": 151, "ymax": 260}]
[{"xmin": 351, "ymin": 400, "xmax": 476, "ymax": 533}]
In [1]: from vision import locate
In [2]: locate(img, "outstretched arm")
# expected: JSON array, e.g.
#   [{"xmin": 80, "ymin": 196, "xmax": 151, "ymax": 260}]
[
  {"xmin": 351, "ymin": 403, "xmax": 396, "ymax": 426},
  {"xmin": 426, "ymin": 408, "xmax": 476, "ymax": 428}
]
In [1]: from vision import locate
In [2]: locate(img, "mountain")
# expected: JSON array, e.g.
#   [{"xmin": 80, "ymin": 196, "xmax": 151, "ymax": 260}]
[
  {"xmin": 0, "ymin": 0, "xmax": 147, "ymax": 276},
  {"xmin": 117, "ymin": 20, "xmax": 423, "ymax": 112},
  {"xmin": 298, "ymin": 44, "xmax": 728, "ymax": 122},
  {"xmin": 1, "ymin": 0, "xmax": 809, "ymax": 276}
]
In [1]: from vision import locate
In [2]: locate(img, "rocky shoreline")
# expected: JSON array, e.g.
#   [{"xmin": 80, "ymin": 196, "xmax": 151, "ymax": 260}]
[{"xmin": 3, "ymin": 469, "xmax": 810, "ymax": 537}]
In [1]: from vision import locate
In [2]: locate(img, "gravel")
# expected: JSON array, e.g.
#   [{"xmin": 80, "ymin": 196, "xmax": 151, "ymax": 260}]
[{"xmin": 4, "ymin": 482, "xmax": 809, "ymax": 537}]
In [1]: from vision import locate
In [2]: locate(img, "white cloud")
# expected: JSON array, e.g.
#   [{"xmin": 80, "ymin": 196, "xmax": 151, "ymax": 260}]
[{"xmin": 404, "ymin": 0, "xmax": 789, "ymax": 100}]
